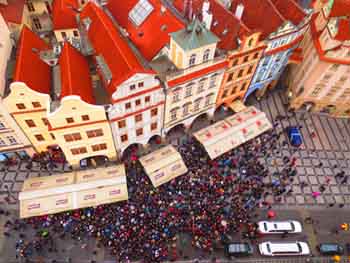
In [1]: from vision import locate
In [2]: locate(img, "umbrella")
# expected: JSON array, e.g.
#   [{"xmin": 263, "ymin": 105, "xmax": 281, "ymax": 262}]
[
  {"xmin": 312, "ymin": 191, "xmax": 321, "ymax": 198},
  {"xmin": 267, "ymin": 210, "xmax": 276, "ymax": 218},
  {"xmin": 332, "ymin": 255, "xmax": 341, "ymax": 262}
]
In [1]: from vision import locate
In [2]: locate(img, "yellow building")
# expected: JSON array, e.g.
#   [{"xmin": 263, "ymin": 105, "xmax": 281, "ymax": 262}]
[
  {"xmin": 47, "ymin": 43, "xmax": 117, "ymax": 168},
  {"xmin": 288, "ymin": 1, "xmax": 350, "ymax": 117},
  {"xmin": 3, "ymin": 27, "xmax": 55, "ymax": 153},
  {"xmin": 150, "ymin": 19, "xmax": 226, "ymax": 135}
]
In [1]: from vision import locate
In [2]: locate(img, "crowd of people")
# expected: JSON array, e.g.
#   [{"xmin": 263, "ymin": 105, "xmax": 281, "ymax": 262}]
[{"xmin": 3, "ymin": 118, "xmax": 301, "ymax": 262}]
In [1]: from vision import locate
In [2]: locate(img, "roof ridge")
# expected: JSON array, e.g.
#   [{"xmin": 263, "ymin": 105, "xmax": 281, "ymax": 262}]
[
  {"xmin": 267, "ymin": 0, "xmax": 287, "ymax": 22},
  {"xmin": 62, "ymin": 43, "xmax": 74, "ymax": 98},
  {"xmin": 88, "ymin": 3, "xmax": 142, "ymax": 72}
]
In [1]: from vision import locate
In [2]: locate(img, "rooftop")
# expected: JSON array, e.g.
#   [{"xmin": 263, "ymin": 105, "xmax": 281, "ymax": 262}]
[
  {"xmin": 13, "ymin": 26, "xmax": 51, "ymax": 94},
  {"xmin": 170, "ymin": 18, "xmax": 219, "ymax": 50},
  {"xmin": 106, "ymin": 0, "xmax": 185, "ymax": 61},
  {"xmin": 52, "ymin": 0, "xmax": 79, "ymax": 30},
  {"xmin": 0, "ymin": 0, "xmax": 25, "ymax": 25},
  {"xmin": 59, "ymin": 42, "xmax": 95, "ymax": 104},
  {"xmin": 328, "ymin": 0, "xmax": 350, "ymax": 17}
]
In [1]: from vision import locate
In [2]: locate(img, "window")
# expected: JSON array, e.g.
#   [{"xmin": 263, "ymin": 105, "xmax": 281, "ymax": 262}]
[
  {"xmin": 61, "ymin": 32, "xmax": 67, "ymax": 39},
  {"xmin": 233, "ymin": 59, "xmax": 238, "ymax": 66},
  {"xmin": 247, "ymin": 66, "xmax": 253, "ymax": 74},
  {"xmin": 16, "ymin": 103, "xmax": 26, "ymax": 110},
  {"xmin": 197, "ymin": 80, "xmax": 205, "ymax": 93},
  {"xmin": 189, "ymin": 54, "xmax": 196, "ymax": 67},
  {"xmin": 0, "ymin": 138, "xmax": 5, "ymax": 146},
  {"xmin": 185, "ymin": 84, "xmax": 193, "ymax": 97},
  {"xmin": 205, "ymin": 94, "xmax": 213, "ymax": 106},
  {"xmin": 7, "ymin": 136, "xmax": 17, "ymax": 144},
  {"xmin": 231, "ymin": 86, "xmax": 238, "ymax": 95},
  {"xmin": 130, "ymin": 84, "xmax": 136, "ymax": 91},
  {"xmin": 183, "ymin": 103, "xmax": 190, "ymax": 116},
  {"xmin": 136, "ymin": 128, "xmax": 143, "ymax": 136},
  {"xmin": 42, "ymin": 118, "xmax": 49, "ymax": 126},
  {"xmin": 27, "ymin": 2, "xmax": 35, "ymax": 12},
  {"xmin": 237, "ymin": 69, "xmax": 243, "ymax": 78},
  {"xmin": 35, "ymin": 134, "xmax": 45, "ymax": 142},
  {"xmin": 145, "ymin": 96, "xmax": 151, "ymax": 103},
  {"xmin": 82, "ymin": 115, "xmax": 89, "ymax": 121},
  {"xmin": 129, "ymin": 0, "xmax": 154, "ymax": 26},
  {"xmin": 254, "ymin": 52, "xmax": 259, "ymax": 59},
  {"xmin": 330, "ymin": 64, "xmax": 340, "ymax": 71},
  {"xmin": 170, "ymin": 108, "xmax": 178, "ymax": 121},
  {"xmin": 222, "ymin": 89, "xmax": 229, "ymax": 98},
  {"xmin": 203, "ymin": 49, "xmax": 210, "ymax": 62},
  {"xmin": 125, "ymin": 102, "xmax": 131, "ymax": 110},
  {"xmin": 193, "ymin": 99, "xmax": 201, "ymax": 111},
  {"xmin": 92, "ymin": 143, "xmax": 107, "ymax": 152},
  {"xmin": 118, "ymin": 120, "xmax": 126, "ymax": 128},
  {"xmin": 50, "ymin": 133, "xmax": 55, "ymax": 140},
  {"xmin": 209, "ymin": 74, "xmax": 217, "ymax": 88},
  {"xmin": 32, "ymin": 17, "xmax": 42, "ymax": 30},
  {"xmin": 32, "ymin": 101, "xmax": 41, "ymax": 108},
  {"xmin": 64, "ymin": 132, "xmax": 82, "ymax": 142},
  {"xmin": 135, "ymin": 114, "xmax": 142, "ymax": 122},
  {"xmin": 240, "ymin": 82, "xmax": 247, "ymax": 91},
  {"xmin": 86, "ymin": 129, "xmax": 103, "ymax": 138},
  {"xmin": 71, "ymin": 147, "xmax": 87, "ymax": 155},
  {"xmin": 135, "ymin": 99, "xmax": 141, "ymax": 106},
  {"xmin": 243, "ymin": 56, "xmax": 248, "ymax": 63},
  {"xmin": 0, "ymin": 122, "xmax": 5, "ymax": 129},
  {"xmin": 73, "ymin": 30, "xmax": 79, "ymax": 37},
  {"xmin": 151, "ymin": 108, "xmax": 158, "ymax": 117},
  {"xmin": 248, "ymin": 38, "xmax": 253, "ymax": 47},
  {"xmin": 25, "ymin": 120, "xmax": 36, "ymax": 128},
  {"xmin": 66, "ymin": 117, "xmax": 74, "ymax": 124},
  {"xmin": 121, "ymin": 134, "xmax": 128, "ymax": 142},
  {"xmin": 151, "ymin": 122, "xmax": 157, "ymax": 130},
  {"xmin": 323, "ymin": 74, "xmax": 332, "ymax": 80},
  {"xmin": 172, "ymin": 92, "xmax": 180, "ymax": 102},
  {"xmin": 227, "ymin": 72, "xmax": 234, "ymax": 82},
  {"xmin": 138, "ymin": 82, "xmax": 144, "ymax": 88}
]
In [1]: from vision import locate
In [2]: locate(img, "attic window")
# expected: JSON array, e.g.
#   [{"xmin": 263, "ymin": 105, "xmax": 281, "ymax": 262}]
[
  {"xmin": 161, "ymin": 24, "xmax": 167, "ymax": 31},
  {"xmin": 213, "ymin": 20, "xmax": 218, "ymax": 27},
  {"xmin": 138, "ymin": 32, "xmax": 144, "ymax": 37},
  {"xmin": 222, "ymin": 29, "xmax": 228, "ymax": 35},
  {"xmin": 129, "ymin": 0, "xmax": 154, "ymax": 26}
]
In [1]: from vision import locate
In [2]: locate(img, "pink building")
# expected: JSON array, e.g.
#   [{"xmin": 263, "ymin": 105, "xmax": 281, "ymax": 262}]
[{"xmin": 288, "ymin": 0, "xmax": 350, "ymax": 117}]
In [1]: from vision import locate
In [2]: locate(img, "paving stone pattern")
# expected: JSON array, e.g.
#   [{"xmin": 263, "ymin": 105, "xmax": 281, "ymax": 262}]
[{"xmin": 254, "ymin": 88, "xmax": 350, "ymax": 207}]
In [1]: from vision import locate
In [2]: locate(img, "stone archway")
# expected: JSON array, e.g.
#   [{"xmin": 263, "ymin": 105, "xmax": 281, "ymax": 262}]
[
  {"xmin": 190, "ymin": 113, "xmax": 210, "ymax": 132},
  {"xmin": 121, "ymin": 143, "xmax": 144, "ymax": 162},
  {"xmin": 165, "ymin": 124, "xmax": 187, "ymax": 145},
  {"xmin": 214, "ymin": 103, "xmax": 233, "ymax": 121},
  {"xmin": 79, "ymin": 155, "xmax": 109, "ymax": 168}
]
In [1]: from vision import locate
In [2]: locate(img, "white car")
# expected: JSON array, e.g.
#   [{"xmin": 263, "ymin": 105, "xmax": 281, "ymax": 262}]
[
  {"xmin": 258, "ymin": 220, "xmax": 302, "ymax": 234},
  {"xmin": 259, "ymin": 241, "xmax": 310, "ymax": 256}
]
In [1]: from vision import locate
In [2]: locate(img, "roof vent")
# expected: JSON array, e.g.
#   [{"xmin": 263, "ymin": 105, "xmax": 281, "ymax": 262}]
[
  {"xmin": 235, "ymin": 3, "xmax": 244, "ymax": 20},
  {"xmin": 161, "ymin": 24, "xmax": 167, "ymax": 31},
  {"xmin": 160, "ymin": 5, "xmax": 166, "ymax": 14}
]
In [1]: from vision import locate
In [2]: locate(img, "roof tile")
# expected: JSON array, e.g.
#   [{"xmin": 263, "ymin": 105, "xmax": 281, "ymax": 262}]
[{"xmin": 52, "ymin": 0, "xmax": 79, "ymax": 30}]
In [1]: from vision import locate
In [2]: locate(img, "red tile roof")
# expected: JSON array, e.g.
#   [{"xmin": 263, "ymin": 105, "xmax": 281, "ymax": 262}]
[
  {"xmin": 59, "ymin": 42, "xmax": 95, "ymax": 104},
  {"xmin": 334, "ymin": 18, "xmax": 350, "ymax": 41},
  {"xmin": 80, "ymin": 2, "xmax": 151, "ymax": 97},
  {"xmin": 172, "ymin": 0, "xmax": 250, "ymax": 51},
  {"xmin": 52, "ymin": 0, "xmax": 79, "ymax": 30},
  {"xmin": 107, "ymin": 0, "xmax": 185, "ymax": 61},
  {"xmin": 0, "ymin": 0, "xmax": 25, "ymax": 24},
  {"xmin": 13, "ymin": 26, "xmax": 51, "ymax": 94},
  {"xmin": 328, "ymin": 0, "xmax": 350, "ymax": 17},
  {"xmin": 230, "ymin": 0, "xmax": 306, "ymax": 40}
]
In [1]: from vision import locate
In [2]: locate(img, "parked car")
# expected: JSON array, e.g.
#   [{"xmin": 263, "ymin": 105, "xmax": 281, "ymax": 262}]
[
  {"xmin": 225, "ymin": 242, "xmax": 253, "ymax": 257},
  {"xmin": 318, "ymin": 243, "xmax": 344, "ymax": 255},
  {"xmin": 287, "ymin": 127, "xmax": 302, "ymax": 147},
  {"xmin": 257, "ymin": 220, "xmax": 302, "ymax": 234},
  {"xmin": 259, "ymin": 241, "xmax": 310, "ymax": 256}
]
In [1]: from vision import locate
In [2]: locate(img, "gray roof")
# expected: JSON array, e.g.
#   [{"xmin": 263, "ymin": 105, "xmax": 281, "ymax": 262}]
[{"xmin": 170, "ymin": 18, "xmax": 219, "ymax": 51}]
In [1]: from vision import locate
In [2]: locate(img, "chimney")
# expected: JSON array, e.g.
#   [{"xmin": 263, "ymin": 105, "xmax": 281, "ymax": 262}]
[
  {"xmin": 202, "ymin": 0, "xmax": 213, "ymax": 30},
  {"xmin": 235, "ymin": 3, "xmax": 244, "ymax": 20}
]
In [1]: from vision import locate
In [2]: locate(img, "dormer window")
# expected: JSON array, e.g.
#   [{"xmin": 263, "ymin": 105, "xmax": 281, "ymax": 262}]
[
  {"xmin": 129, "ymin": 0, "xmax": 154, "ymax": 26},
  {"xmin": 189, "ymin": 54, "xmax": 196, "ymax": 67}
]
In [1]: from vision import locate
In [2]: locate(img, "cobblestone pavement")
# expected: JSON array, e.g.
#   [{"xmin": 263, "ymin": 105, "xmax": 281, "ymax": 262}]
[{"xmin": 250, "ymin": 87, "xmax": 350, "ymax": 208}]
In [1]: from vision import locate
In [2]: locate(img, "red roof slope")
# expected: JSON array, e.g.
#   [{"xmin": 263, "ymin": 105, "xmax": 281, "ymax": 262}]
[
  {"xmin": 329, "ymin": 0, "xmax": 350, "ymax": 17},
  {"xmin": 59, "ymin": 43, "xmax": 95, "ymax": 104},
  {"xmin": 52, "ymin": 0, "xmax": 79, "ymax": 30},
  {"xmin": 80, "ymin": 2, "xmax": 149, "ymax": 96},
  {"xmin": 107, "ymin": 0, "xmax": 185, "ymax": 60},
  {"xmin": 0, "ymin": 0, "xmax": 25, "ymax": 24},
  {"xmin": 172, "ymin": 0, "xmax": 250, "ymax": 51},
  {"xmin": 231, "ymin": 0, "xmax": 306, "ymax": 40},
  {"xmin": 13, "ymin": 26, "xmax": 51, "ymax": 94},
  {"xmin": 334, "ymin": 18, "xmax": 350, "ymax": 41}
]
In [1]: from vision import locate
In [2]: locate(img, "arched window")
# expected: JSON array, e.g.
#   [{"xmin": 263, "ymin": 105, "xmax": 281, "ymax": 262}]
[
  {"xmin": 189, "ymin": 54, "xmax": 196, "ymax": 67},
  {"xmin": 203, "ymin": 49, "xmax": 210, "ymax": 62}
]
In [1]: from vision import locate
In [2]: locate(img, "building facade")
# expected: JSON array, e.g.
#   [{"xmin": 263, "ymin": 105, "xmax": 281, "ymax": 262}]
[
  {"xmin": 150, "ymin": 19, "xmax": 226, "ymax": 135},
  {"xmin": 80, "ymin": 2, "xmax": 165, "ymax": 156},
  {"xmin": 25, "ymin": 0, "xmax": 53, "ymax": 34},
  {"xmin": 47, "ymin": 43, "xmax": 117, "ymax": 168},
  {"xmin": 288, "ymin": 0, "xmax": 350, "ymax": 117},
  {"xmin": 229, "ymin": 0, "xmax": 311, "ymax": 100}
]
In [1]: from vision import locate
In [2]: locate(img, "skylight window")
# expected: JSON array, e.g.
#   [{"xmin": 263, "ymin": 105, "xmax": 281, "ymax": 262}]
[{"xmin": 129, "ymin": 0, "xmax": 154, "ymax": 26}]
